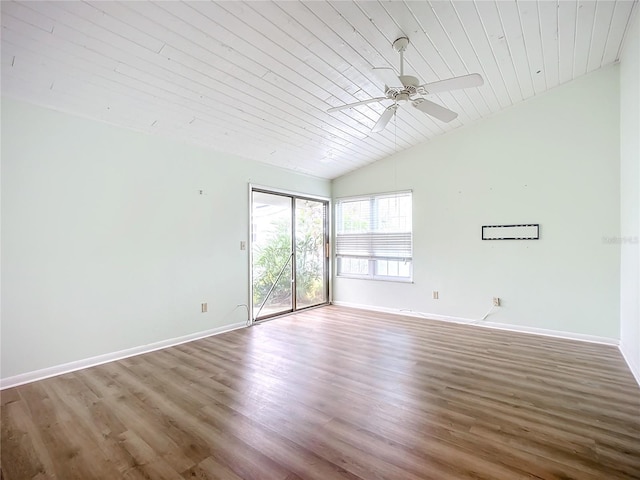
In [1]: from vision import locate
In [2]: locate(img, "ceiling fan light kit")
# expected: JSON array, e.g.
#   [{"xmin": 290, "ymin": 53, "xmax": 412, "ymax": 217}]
[{"xmin": 328, "ymin": 36, "xmax": 484, "ymax": 133}]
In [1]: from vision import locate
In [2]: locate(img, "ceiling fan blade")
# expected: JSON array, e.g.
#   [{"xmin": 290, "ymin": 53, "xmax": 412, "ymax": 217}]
[
  {"xmin": 372, "ymin": 67, "xmax": 404, "ymax": 89},
  {"xmin": 413, "ymin": 99, "xmax": 458, "ymax": 123},
  {"xmin": 421, "ymin": 73, "xmax": 484, "ymax": 94},
  {"xmin": 327, "ymin": 97, "xmax": 387, "ymax": 113},
  {"xmin": 371, "ymin": 105, "xmax": 397, "ymax": 133}
]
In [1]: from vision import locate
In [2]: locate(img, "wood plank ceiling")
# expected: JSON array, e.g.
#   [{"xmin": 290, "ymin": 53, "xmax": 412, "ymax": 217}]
[{"xmin": 1, "ymin": 1, "xmax": 637, "ymax": 179}]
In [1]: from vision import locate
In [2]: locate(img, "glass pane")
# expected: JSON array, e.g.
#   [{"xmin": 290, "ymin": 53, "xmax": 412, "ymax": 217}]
[
  {"xmin": 252, "ymin": 192, "xmax": 293, "ymax": 318},
  {"xmin": 295, "ymin": 199, "xmax": 327, "ymax": 309},
  {"xmin": 377, "ymin": 259, "xmax": 388, "ymax": 276},
  {"xmin": 337, "ymin": 199, "xmax": 370, "ymax": 233},
  {"xmin": 374, "ymin": 259, "xmax": 411, "ymax": 278},
  {"xmin": 338, "ymin": 257, "xmax": 369, "ymax": 275},
  {"xmin": 398, "ymin": 260, "xmax": 411, "ymax": 277},
  {"xmin": 375, "ymin": 194, "xmax": 412, "ymax": 232},
  {"xmin": 389, "ymin": 260, "xmax": 398, "ymax": 276}
]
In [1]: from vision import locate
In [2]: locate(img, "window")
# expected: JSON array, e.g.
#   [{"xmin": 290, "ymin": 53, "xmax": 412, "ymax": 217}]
[{"xmin": 335, "ymin": 191, "xmax": 412, "ymax": 281}]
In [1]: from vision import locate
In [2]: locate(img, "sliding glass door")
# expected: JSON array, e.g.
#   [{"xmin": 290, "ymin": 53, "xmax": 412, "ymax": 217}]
[
  {"xmin": 251, "ymin": 188, "xmax": 329, "ymax": 321},
  {"xmin": 252, "ymin": 191, "xmax": 294, "ymax": 318},
  {"xmin": 295, "ymin": 197, "xmax": 328, "ymax": 309}
]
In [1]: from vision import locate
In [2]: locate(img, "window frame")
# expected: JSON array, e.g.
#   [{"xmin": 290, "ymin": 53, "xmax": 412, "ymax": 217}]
[{"xmin": 335, "ymin": 190, "xmax": 413, "ymax": 283}]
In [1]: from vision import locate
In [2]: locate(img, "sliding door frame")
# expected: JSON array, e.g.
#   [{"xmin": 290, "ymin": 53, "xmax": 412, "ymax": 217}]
[{"xmin": 248, "ymin": 184, "xmax": 331, "ymax": 324}]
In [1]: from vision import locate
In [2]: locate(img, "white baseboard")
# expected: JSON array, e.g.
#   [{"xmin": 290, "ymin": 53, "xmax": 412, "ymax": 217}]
[
  {"xmin": 479, "ymin": 320, "xmax": 620, "ymax": 345},
  {"xmin": 0, "ymin": 322, "xmax": 246, "ymax": 390},
  {"xmin": 332, "ymin": 301, "xmax": 619, "ymax": 346},
  {"xmin": 619, "ymin": 342, "xmax": 640, "ymax": 388},
  {"xmin": 332, "ymin": 301, "xmax": 473, "ymax": 325}
]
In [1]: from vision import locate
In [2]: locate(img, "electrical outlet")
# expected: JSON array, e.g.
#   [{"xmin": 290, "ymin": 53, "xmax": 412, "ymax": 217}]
[
  {"xmin": 201, "ymin": 302, "xmax": 208, "ymax": 313},
  {"xmin": 493, "ymin": 297, "xmax": 501, "ymax": 307},
  {"xmin": 433, "ymin": 291, "xmax": 439, "ymax": 300}
]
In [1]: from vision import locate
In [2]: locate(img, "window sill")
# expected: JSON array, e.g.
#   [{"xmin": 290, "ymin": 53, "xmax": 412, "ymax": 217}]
[{"xmin": 336, "ymin": 274, "xmax": 414, "ymax": 284}]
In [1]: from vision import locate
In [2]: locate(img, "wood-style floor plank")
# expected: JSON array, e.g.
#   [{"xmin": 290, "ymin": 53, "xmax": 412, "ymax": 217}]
[{"xmin": 2, "ymin": 305, "xmax": 639, "ymax": 479}]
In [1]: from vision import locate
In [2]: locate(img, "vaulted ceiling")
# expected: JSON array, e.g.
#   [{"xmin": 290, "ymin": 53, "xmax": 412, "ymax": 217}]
[{"xmin": 1, "ymin": 1, "xmax": 637, "ymax": 179}]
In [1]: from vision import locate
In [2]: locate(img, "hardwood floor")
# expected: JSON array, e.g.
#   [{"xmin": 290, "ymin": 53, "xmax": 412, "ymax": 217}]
[{"xmin": 2, "ymin": 305, "xmax": 639, "ymax": 479}]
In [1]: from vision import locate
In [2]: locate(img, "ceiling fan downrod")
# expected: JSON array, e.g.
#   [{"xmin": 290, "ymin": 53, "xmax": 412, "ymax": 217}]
[{"xmin": 392, "ymin": 37, "xmax": 410, "ymax": 76}]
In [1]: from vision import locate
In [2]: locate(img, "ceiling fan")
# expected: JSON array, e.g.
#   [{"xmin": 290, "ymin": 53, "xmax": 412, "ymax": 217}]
[{"xmin": 327, "ymin": 37, "xmax": 484, "ymax": 133}]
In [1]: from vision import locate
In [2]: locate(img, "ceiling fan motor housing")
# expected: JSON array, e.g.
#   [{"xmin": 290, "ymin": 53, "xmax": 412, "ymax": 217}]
[{"xmin": 386, "ymin": 75, "xmax": 419, "ymax": 100}]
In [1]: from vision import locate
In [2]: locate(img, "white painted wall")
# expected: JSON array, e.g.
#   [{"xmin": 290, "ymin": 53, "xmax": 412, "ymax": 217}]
[
  {"xmin": 333, "ymin": 66, "xmax": 621, "ymax": 340},
  {"xmin": 619, "ymin": 10, "xmax": 640, "ymax": 384},
  {"xmin": 1, "ymin": 98, "xmax": 330, "ymax": 380}
]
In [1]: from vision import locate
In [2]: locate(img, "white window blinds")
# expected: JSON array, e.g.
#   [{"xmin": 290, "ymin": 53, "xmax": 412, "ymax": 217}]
[{"xmin": 336, "ymin": 191, "xmax": 413, "ymax": 261}]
